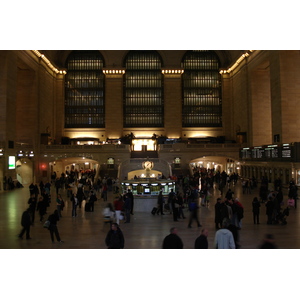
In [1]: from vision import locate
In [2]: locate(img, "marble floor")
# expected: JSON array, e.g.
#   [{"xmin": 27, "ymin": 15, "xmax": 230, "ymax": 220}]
[{"xmin": 1, "ymin": 180, "xmax": 300, "ymax": 250}]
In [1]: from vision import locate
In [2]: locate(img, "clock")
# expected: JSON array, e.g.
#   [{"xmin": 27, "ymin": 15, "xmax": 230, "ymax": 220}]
[{"xmin": 143, "ymin": 160, "xmax": 153, "ymax": 170}]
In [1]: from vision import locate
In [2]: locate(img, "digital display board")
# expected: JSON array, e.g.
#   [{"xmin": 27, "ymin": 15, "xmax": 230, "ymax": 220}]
[
  {"xmin": 282, "ymin": 144, "xmax": 292, "ymax": 158},
  {"xmin": 240, "ymin": 143, "xmax": 296, "ymax": 161}
]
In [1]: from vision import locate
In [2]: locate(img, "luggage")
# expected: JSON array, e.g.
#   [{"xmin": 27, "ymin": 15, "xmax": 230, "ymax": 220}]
[
  {"xmin": 151, "ymin": 207, "xmax": 158, "ymax": 215},
  {"xmin": 43, "ymin": 220, "xmax": 50, "ymax": 228},
  {"xmin": 85, "ymin": 202, "xmax": 92, "ymax": 212}
]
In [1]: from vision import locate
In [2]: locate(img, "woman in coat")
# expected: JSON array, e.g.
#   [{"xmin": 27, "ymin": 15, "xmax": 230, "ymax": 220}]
[{"xmin": 105, "ymin": 223, "xmax": 124, "ymax": 249}]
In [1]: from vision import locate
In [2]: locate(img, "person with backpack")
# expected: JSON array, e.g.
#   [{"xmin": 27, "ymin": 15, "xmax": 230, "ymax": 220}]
[{"xmin": 187, "ymin": 196, "xmax": 202, "ymax": 228}]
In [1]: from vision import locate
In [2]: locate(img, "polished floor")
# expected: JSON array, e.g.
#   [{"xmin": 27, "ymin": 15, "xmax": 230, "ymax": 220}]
[{"xmin": 1, "ymin": 180, "xmax": 300, "ymax": 249}]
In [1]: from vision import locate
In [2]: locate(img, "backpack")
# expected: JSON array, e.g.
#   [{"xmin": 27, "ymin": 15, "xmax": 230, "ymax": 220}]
[{"xmin": 189, "ymin": 202, "xmax": 197, "ymax": 211}]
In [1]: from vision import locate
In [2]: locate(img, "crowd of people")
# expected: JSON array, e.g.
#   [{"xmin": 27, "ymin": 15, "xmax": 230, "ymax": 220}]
[{"xmin": 14, "ymin": 167, "xmax": 297, "ymax": 249}]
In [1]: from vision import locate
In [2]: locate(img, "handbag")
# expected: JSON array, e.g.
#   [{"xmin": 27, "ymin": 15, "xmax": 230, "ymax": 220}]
[
  {"xmin": 43, "ymin": 220, "xmax": 50, "ymax": 228},
  {"xmin": 288, "ymin": 199, "xmax": 295, "ymax": 207}
]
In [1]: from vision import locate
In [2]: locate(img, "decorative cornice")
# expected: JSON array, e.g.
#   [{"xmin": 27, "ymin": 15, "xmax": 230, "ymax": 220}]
[
  {"xmin": 31, "ymin": 50, "xmax": 67, "ymax": 74},
  {"xmin": 220, "ymin": 50, "xmax": 255, "ymax": 74}
]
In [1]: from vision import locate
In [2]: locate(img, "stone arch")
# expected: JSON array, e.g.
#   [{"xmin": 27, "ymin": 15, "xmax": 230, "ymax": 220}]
[{"xmin": 16, "ymin": 158, "xmax": 33, "ymax": 185}]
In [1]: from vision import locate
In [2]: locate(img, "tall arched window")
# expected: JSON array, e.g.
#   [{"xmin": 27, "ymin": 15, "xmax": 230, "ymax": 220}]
[
  {"xmin": 182, "ymin": 50, "xmax": 222, "ymax": 127},
  {"xmin": 65, "ymin": 51, "xmax": 105, "ymax": 128},
  {"xmin": 123, "ymin": 51, "xmax": 163, "ymax": 127}
]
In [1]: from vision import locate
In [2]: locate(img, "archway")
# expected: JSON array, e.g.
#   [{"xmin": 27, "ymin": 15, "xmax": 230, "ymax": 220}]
[
  {"xmin": 16, "ymin": 158, "xmax": 33, "ymax": 185},
  {"xmin": 189, "ymin": 156, "xmax": 240, "ymax": 175},
  {"xmin": 50, "ymin": 157, "xmax": 100, "ymax": 182}
]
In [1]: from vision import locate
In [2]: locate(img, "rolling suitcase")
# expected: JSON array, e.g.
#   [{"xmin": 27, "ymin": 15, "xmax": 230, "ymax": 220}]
[{"xmin": 151, "ymin": 207, "xmax": 158, "ymax": 215}]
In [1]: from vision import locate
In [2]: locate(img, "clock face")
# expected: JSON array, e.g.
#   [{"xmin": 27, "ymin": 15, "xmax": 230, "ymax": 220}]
[{"xmin": 143, "ymin": 161, "xmax": 153, "ymax": 170}]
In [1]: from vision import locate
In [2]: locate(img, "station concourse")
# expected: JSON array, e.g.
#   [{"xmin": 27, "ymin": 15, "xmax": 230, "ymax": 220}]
[{"xmin": 1, "ymin": 180, "xmax": 299, "ymax": 249}]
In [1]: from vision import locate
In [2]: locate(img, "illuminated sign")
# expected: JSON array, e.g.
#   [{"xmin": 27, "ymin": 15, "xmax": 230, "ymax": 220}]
[{"xmin": 8, "ymin": 156, "xmax": 15, "ymax": 169}]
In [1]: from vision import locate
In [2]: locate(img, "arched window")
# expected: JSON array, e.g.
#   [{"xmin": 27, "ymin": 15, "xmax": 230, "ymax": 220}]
[
  {"xmin": 182, "ymin": 50, "xmax": 222, "ymax": 127},
  {"xmin": 123, "ymin": 51, "xmax": 164, "ymax": 127},
  {"xmin": 65, "ymin": 51, "xmax": 105, "ymax": 128}
]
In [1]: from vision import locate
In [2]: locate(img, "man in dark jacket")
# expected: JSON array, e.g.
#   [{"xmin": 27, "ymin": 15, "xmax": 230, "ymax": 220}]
[
  {"xmin": 48, "ymin": 210, "xmax": 63, "ymax": 243},
  {"xmin": 105, "ymin": 223, "xmax": 125, "ymax": 249},
  {"xmin": 126, "ymin": 189, "xmax": 134, "ymax": 215},
  {"xmin": 194, "ymin": 228, "xmax": 208, "ymax": 249},
  {"xmin": 123, "ymin": 193, "xmax": 132, "ymax": 223},
  {"xmin": 18, "ymin": 208, "xmax": 32, "ymax": 239},
  {"xmin": 162, "ymin": 227, "xmax": 183, "ymax": 249},
  {"xmin": 214, "ymin": 198, "xmax": 223, "ymax": 229},
  {"xmin": 28, "ymin": 194, "xmax": 37, "ymax": 224},
  {"xmin": 89, "ymin": 191, "xmax": 97, "ymax": 212},
  {"xmin": 266, "ymin": 196, "xmax": 274, "ymax": 224}
]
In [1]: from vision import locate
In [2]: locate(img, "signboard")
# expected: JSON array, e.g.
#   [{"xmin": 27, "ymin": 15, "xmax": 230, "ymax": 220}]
[{"xmin": 8, "ymin": 156, "xmax": 15, "ymax": 169}]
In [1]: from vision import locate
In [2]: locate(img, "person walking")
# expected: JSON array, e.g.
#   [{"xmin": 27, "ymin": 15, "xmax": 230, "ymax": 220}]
[
  {"xmin": 214, "ymin": 218, "xmax": 235, "ymax": 249},
  {"xmin": 77, "ymin": 183, "xmax": 85, "ymax": 208},
  {"xmin": 28, "ymin": 194, "xmax": 37, "ymax": 224},
  {"xmin": 89, "ymin": 190, "xmax": 97, "ymax": 212},
  {"xmin": 162, "ymin": 227, "xmax": 183, "ymax": 249},
  {"xmin": 126, "ymin": 189, "xmax": 134, "ymax": 215},
  {"xmin": 113, "ymin": 196, "xmax": 124, "ymax": 225},
  {"xmin": 156, "ymin": 191, "xmax": 165, "ymax": 215},
  {"xmin": 177, "ymin": 192, "xmax": 185, "ymax": 219},
  {"xmin": 172, "ymin": 195, "xmax": 179, "ymax": 222},
  {"xmin": 252, "ymin": 196, "xmax": 261, "ymax": 224},
  {"xmin": 167, "ymin": 189, "xmax": 176, "ymax": 214},
  {"xmin": 105, "ymin": 223, "xmax": 125, "ymax": 249},
  {"xmin": 18, "ymin": 208, "xmax": 32, "ymax": 240},
  {"xmin": 48, "ymin": 210, "xmax": 63, "ymax": 243},
  {"xmin": 265, "ymin": 196, "xmax": 274, "ymax": 224},
  {"xmin": 56, "ymin": 194, "xmax": 63, "ymax": 218},
  {"xmin": 214, "ymin": 197, "xmax": 223, "ymax": 229},
  {"xmin": 187, "ymin": 198, "xmax": 201, "ymax": 228},
  {"xmin": 101, "ymin": 183, "xmax": 108, "ymax": 201},
  {"xmin": 71, "ymin": 193, "xmax": 78, "ymax": 217},
  {"xmin": 123, "ymin": 193, "xmax": 132, "ymax": 223},
  {"xmin": 36, "ymin": 196, "xmax": 47, "ymax": 222}
]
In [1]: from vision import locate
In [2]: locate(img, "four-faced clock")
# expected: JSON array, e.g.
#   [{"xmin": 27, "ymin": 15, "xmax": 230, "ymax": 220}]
[{"xmin": 143, "ymin": 160, "xmax": 153, "ymax": 170}]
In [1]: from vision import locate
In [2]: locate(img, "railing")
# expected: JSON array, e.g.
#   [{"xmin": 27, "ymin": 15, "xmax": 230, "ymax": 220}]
[
  {"xmin": 42, "ymin": 144, "xmax": 129, "ymax": 151},
  {"xmin": 159, "ymin": 143, "xmax": 241, "ymax": 150}
]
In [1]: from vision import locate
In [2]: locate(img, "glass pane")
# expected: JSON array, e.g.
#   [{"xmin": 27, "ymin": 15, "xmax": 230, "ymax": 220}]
[
  {"xmin": 123, "ymin": 51, "xmax": 164, "ymax": 127},
  {"xmin": 182, "ymin": 50, "xmax": 222, "ymax": 127},
  {"xmin": 65, "ymin": 51, "xmax": 105, "ymax": 128}
]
